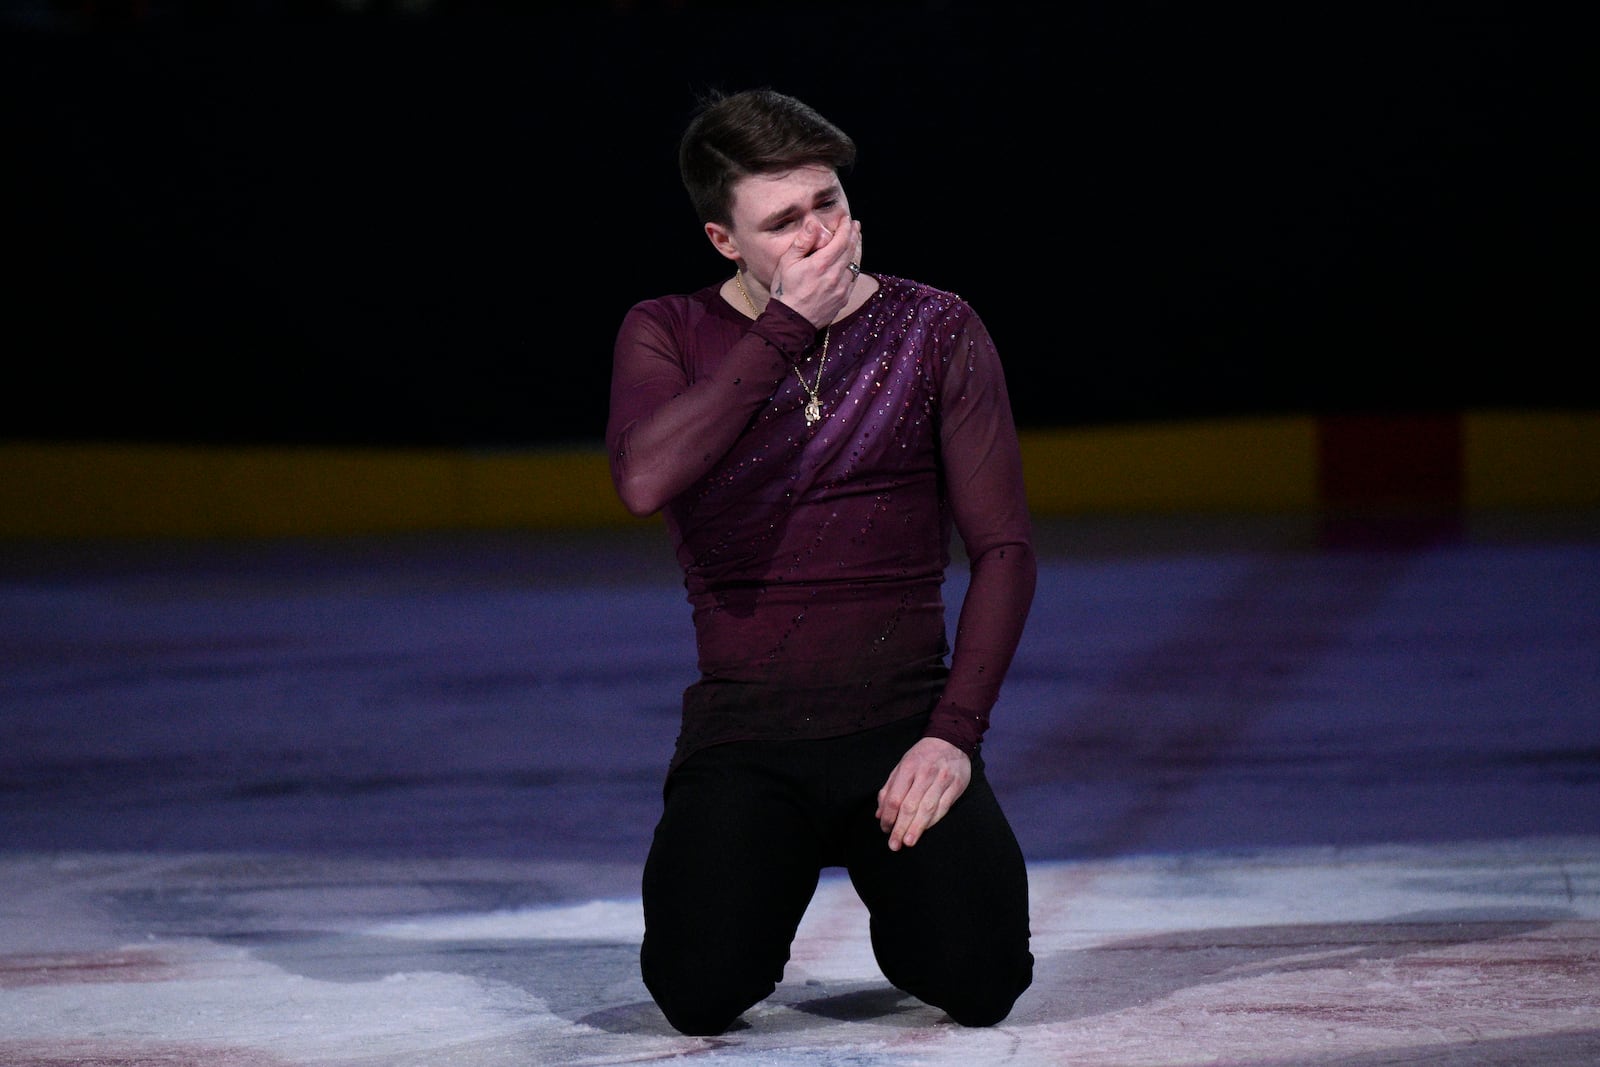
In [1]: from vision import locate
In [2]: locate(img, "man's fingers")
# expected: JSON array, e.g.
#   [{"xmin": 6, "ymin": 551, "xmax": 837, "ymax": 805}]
[
  {"xmin": 876, "ymin": 773, "xmax": 910, "ymax": 832},
  {"xmin": 891, "ymin": 773, "xmax": 957, "ymax": 850},
  {"xmin": 877, "ymin": 737, "xmax": 972, "ymax": 850}
]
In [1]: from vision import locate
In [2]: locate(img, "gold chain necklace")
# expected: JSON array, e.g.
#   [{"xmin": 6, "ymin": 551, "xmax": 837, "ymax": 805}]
[{"xmin": 734, "ymin": 268, "xmax": 830, "ymax": 425}]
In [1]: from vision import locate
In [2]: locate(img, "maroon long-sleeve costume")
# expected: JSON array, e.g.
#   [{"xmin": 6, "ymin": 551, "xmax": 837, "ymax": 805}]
[{"xmin": 608, "ymin": 274, "xmax": 1035, "ymax": 771}]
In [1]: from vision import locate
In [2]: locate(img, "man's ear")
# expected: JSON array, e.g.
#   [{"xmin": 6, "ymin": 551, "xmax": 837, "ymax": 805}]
[{"xmin": 705, "ymin": 222, "xmax": 740, "ymax": 262}]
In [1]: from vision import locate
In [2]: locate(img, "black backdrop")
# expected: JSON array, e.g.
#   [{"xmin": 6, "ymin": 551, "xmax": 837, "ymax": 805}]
[{"xmin": 2, "ymin": 2, "xmax": 1590, "ymax": 447}]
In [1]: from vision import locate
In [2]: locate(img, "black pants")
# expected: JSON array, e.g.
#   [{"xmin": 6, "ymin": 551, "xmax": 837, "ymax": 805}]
[{"xmin": 640, "ymin": 715, "xmax": 1033, "ymax": 1036}]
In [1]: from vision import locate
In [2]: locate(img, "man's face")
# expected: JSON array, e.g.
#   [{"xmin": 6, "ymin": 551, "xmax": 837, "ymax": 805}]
[{"xmin": 711, "ymin": 164, "xmax": 851, "ymax": 287}]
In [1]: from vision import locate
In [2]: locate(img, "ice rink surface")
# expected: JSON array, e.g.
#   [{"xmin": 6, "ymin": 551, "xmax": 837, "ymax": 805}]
[{"xmin": 3, "ymin": 512, "xmax": 1597, "ymax": 1065}]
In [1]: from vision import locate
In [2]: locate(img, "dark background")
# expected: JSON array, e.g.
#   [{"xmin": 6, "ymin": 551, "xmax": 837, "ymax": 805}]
[{"xmin": 2, "ymin": 1, "xmax": 1590, "ymax": 447}]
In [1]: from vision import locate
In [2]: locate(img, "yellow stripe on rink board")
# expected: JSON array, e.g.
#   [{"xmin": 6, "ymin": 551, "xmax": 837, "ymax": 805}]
[
  {"xmin": 1, "ymin": 412, "xmax": 1595, "ymax": 540},
  {"xmin": 457, "ymin": 448, "xmax": 635, "ymax": 530},
  {"xmin": 1018, "ymin": 416, "xmax": 1319, "ymax": 515},
  {"xmin": 1464, "ymin": 410, "xmax": 1600, "ymax": 510},
  {"xmin": 0, "ymin": 444, "xmax": 633, "ymax": 539}
]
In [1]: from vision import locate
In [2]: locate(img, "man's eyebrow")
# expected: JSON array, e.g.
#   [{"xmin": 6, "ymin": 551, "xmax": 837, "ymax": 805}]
[{"xmin": 754, "ymin": 204, "xmax": 800, "ymax": 230}]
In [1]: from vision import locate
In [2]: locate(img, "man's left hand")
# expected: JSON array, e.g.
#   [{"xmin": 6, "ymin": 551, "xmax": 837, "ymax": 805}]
[{"xmin": 876, "ymin": 736, "xmax": 971, "ymax": 851}]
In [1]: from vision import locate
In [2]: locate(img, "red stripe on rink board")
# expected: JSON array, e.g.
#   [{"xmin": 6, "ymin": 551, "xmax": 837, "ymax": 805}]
[{"xmin": 1317, "ymin": 413, "xmax": 1464, "ymax": 512}]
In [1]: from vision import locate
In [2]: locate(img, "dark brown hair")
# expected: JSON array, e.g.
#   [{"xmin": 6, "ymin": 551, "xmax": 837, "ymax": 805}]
[{"xmin": 678, "ymin": 88, "xmax": 857, "ymax": 227}]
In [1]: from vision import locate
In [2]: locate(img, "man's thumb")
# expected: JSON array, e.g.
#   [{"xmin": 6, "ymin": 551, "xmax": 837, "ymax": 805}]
[{"xmin": 791, "ymin": 223, "xmax": 820, "ymax": 256}]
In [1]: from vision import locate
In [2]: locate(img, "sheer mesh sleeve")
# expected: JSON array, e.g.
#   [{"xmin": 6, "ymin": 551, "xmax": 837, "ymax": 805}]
[
  {"xmin": 923, "ymin": 312, "xmax": 1036, "ymax": 754},
  {"xmin": 607, "ymin": 296, "xmax": 816, "ymax": 517}
]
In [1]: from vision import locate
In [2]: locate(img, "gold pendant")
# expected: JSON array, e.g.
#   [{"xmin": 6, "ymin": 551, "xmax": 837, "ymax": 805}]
[{"xmin": 803, "ymin": 398, "xmax": 821, "ymax": 425}]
